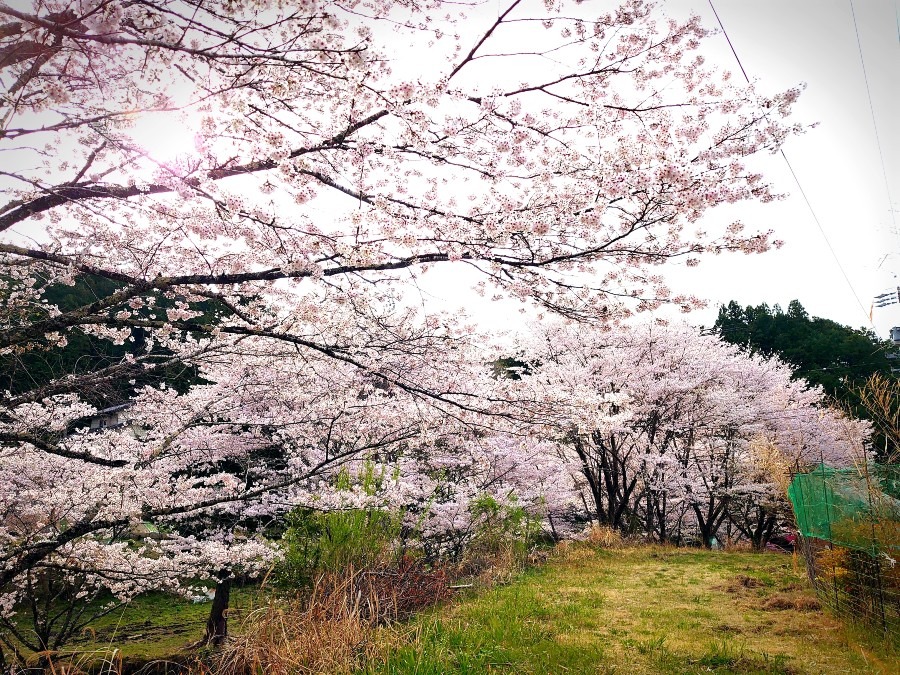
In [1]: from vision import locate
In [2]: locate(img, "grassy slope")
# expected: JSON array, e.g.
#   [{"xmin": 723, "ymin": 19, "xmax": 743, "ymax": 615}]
[
  {"xmin": 12, "ymin": 586, "xmax": 264, "ymax": 666},
  {"xmin": 22, "ymin": 545, "xmax": 898, "ymax": 673},
  {"xmin": 367, "ymin": 545, "xmax": 899, "ymax": 675}
]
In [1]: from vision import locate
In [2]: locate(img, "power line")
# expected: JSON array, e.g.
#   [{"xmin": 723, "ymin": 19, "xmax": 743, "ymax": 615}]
[
  {"xmin": 707, "ymin": 0, "xmax": 875, "ymax": 329},
  {"xmin": 705, "ymin": 0, "xmax": 749, "ymax": 82},
  {"xmin": 780, "ymin": 153, "xmax": 873, "ymax": 325},
  {"xmin": 849, "ymin": 0, "xmax": 897, "ymax": 246}
]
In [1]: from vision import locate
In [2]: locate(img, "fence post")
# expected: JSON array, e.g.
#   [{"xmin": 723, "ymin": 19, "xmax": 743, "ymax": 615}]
[
  {"xmin": 819, "ymin": 464, "xmax": 840, "ymax": 613},
  {"xmin": 861, "ymin": 458, "xmax": 888, "ymax": 633}
]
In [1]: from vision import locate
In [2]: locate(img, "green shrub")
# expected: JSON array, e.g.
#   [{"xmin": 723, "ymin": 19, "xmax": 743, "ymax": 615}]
[
  {"xmin": 277, "ymin": 507, "xmax": 403, "ymax": 586},
  {"xmin": 459, "ymin": 494, "xmax": 544, "ymax": 575},
  {"xmin": 276, "ymin": 464, "xmax": 404, "ymax": 586}
]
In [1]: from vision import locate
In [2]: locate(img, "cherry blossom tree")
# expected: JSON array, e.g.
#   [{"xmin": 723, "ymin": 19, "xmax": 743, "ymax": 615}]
[
  {"xmin": 517, "ymin": 321, "xmax": 868, "ymax": 546},
  {"xmin": 390, "ymin": 433, "xmax": 583, "ymax": 559},
  {"xmin": 1, "ymin": 0, "xmax": 810, "ymax": 656},
  {"xmin": 0, "ymin": 333, "xmax": 507, "ymax": 658}
]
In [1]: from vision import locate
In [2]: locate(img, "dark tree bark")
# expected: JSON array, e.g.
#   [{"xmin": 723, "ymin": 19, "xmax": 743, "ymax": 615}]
[
  {"xmin": 573, "ymin": 432, "xmax": 642, "ymax": 534},
  {"xmin": 728, "ymin": 502, "xmax": 781, "ymax": 551},
  {"xmin": 692, "ymin": 496, "xmax": 729, "ymax": 548},
  {"xmin": 205, "ymin": 575, "xmax": 232, "ymax": 646}
]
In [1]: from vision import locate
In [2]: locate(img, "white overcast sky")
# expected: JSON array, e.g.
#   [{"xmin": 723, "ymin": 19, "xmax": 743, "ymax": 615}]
[
  {"xmin": 411, "ymin": 0, "xmax": 900, "ymax": 339},
  {"xmin": 661, "ymin": 0, "xmax": 900, "ymax": 336}
]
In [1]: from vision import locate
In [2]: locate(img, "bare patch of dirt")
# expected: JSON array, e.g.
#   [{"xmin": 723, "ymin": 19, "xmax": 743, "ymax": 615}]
[
  {"xmin": 736, "ymin": 574, "xmax": 765, "ymax": 588},
  {"xmin": 719, "ymin": 574, "xmax": 766, "ymax": 594},
  {"xmin": 761, "ymin": 594, "xmax": 822, "ymax": 612}
]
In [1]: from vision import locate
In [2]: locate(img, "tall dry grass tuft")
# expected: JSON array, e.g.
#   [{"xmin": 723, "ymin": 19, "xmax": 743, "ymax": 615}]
[
  {"xmin": 748, "ymin": 438, "xmax": 793, "ymax": 494},
  {"xmin": 319, "ymin": 556, "xmax": 451, "ymax": 623},
  {"xmin": 213, "ymin": 596, "xmax": 373, "ymax": 675},
  {"xmin": 583, "ymin": 524, "xmax": 626, "ymax": 549},
  {"xmin": 35, "ymin": 648, "xmax": 198, "ymax": 675},
  {"xmin": 856, "ymin": 373, "xmax": 900, "ymax": 463},
  {"xmin": 466, "ymin": 541, "xmax": 525, "ymax": 587},
  {"xmin": 214, "ymin": 560, "xmax": 448, "ymax": 675}
]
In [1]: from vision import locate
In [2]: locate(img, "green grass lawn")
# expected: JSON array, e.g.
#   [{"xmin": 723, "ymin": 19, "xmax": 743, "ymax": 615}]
[
  {"xmin": 15, "ymin": 545, "xmax": 898, "ymax": 674},
  {"xmin": 365, "ymin": 545, "xmax": 899, "ymax": 675},
  {"xmin": 6, "ymin": 585, "xmax": 265, "ymax": 669}
]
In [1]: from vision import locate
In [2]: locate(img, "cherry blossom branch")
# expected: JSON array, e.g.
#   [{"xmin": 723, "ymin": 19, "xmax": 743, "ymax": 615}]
[
  {"xmin": 0, "ymin": 432, "xmax": 129, "ymax": 467},
  {"xmin": 0, "ymin": 109, "xmax": 391, "ymax": 233},
  {"xmin": 0, "ymin": 2, "xmax": 356, "ymax": 65},
  {"xmin": 446, "ymin": 0, "xmax": 523, "ymax": 82},
  {"xmin": 0, "ymin": 428, "xmax": 420, "ymax": 589}
]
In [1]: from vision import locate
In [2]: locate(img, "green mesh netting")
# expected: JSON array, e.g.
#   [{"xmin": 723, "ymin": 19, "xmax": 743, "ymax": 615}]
[{"xmin": 787, "ymin": 464, "xmax": 900, "ymax": 556}]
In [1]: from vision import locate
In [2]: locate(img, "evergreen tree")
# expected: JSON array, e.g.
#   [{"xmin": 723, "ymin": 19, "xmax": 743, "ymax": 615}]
[
  {"xmin": 713, "ymin": 300, "xmax": 899, "ymax": 445},
  {"xmin": 0, "ymin": 274, "xmax": 218, "ymax": 407}
]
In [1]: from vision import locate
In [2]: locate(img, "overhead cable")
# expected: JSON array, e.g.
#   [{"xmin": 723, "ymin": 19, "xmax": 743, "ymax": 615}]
[
  {"xmin": 849, "ymin": 0, "xmax": 898, "ymax": 249},
  {"xmin": 706, "ymin": 0, "xmax": 875, "ymax": 328}
]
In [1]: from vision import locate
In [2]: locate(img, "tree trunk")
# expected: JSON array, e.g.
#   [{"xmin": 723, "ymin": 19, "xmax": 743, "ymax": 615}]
[
  {"xmin": 548, "ymin": 512, "xmax": 559, "ymax": 542},
  {"xmin": 752, "ymin": 514, "xmax": 779, "ymax": 551},
  {"xmin": 205, "ymin": 576, "xmax": 232, "ymax": 646}
]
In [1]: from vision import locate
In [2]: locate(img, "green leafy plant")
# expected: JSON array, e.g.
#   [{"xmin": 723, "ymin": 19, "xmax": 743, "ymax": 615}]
[{"xmin": 277, "ymin": 463, "xmax": 404, "ymax": 586}]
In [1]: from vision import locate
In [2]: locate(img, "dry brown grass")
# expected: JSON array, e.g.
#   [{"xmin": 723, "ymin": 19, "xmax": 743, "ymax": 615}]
[
  {"xmin": 722, "ymin": 538, "xmax": 755, "ymax": 552},
  {"xmin": 582, "ymin": 524, "xmax": 626, "ymax": 548},
  {"xmin": 748, "ymin": 437, "xmax": 794, "ymax": 494},
  {"xmin": 31, "ymin": 565, "xmax": 436, "ymax": 674},
  {"xmin": 213, "ymin": 573, "xmax": 388, "ymax": 675},
  {"xmin": 734, "ymin": 573, "xmax": 765, "ymax": 589},
  {"xmin": 856, "ymin": 373, "xmax": 900, "ymax": 463},
  {"xmin": 762, "ymin": 594, "xmax": 822, "ymax": 612},
  {"xmin": 463, "ymin": 542, "xmax": 527, "ymax": 587},
  {"xmin": 718, "ymin": 574, "xmax": 765, "ymax": 594},
  {"xmin": 214, "ymin": 601, "xmax": 373, "ymax": 675},
  {"xmin": 212, "ymin": 559, "xmax": 450, "ymax": 675},
  {"xmin": 34, "ymin": 649, "xmax": 200, "ymax": 675}
]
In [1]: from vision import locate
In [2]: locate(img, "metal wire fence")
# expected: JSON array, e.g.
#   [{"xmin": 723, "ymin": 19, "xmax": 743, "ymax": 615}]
[{"xmin": 788, "ymin": 463, "xmax": 900, "ymax": 640}]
